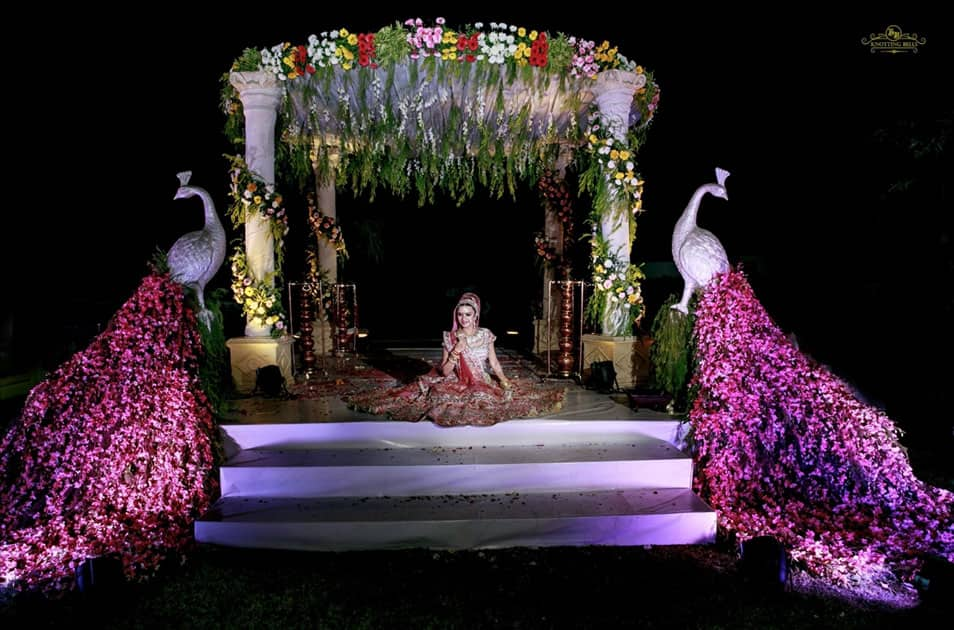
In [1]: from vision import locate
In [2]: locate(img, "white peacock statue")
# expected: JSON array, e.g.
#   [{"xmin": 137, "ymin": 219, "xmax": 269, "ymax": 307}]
[
  {"xmin": 167, "ymin": 171, "xmax": 226, "ymax": 329},
  {"xmin": 671, "ymin": 167, "xmax": 731, "ymax": 314}
]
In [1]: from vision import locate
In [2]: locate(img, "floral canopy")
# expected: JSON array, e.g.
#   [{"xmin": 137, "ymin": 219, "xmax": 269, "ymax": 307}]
[
  {"xmin": 225, "ymin": 19, "xmax": 658, "ymax": 205},
  {"xmin": 224, "ymin": 17, "xmax": 659, "ymax": 337}
]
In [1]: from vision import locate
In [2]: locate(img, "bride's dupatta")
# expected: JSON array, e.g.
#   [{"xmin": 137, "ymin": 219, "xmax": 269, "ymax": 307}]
[{"xmin": 447, "ymin": 331, "xmax": 481, "ymax": 387}]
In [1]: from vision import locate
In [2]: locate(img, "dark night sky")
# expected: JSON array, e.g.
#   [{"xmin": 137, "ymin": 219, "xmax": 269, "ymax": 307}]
[{"xmin": 5, "ymin": 8, "xmax": 952, "ymax": 428}]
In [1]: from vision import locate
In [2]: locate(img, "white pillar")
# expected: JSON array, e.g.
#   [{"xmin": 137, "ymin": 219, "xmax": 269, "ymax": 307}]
[
  {"xmin": 315, "ymin": 148, "xmax": 340, "ymax": 286},
  {"xmin": 229, "ymin": 71, "xmax": 283, "ymax": 337},
  {"xmin": 591, "ymin": 69, "xmax": 644, "ymax": 336}
]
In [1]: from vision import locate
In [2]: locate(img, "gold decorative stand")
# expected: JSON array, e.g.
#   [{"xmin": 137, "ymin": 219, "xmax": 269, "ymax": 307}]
[{"xmin": 546, "ymin": 279, "xmax": 585, "ymax": 380}]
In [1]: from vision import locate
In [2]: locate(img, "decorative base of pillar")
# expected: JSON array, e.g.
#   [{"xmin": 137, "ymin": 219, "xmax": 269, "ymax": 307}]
[
  {"xmin": 226, "ymin": 336, "xmax": 295, "ymax": 394},
  {"xmin": 532, "ymin": 318, "xmax": 561, "ymax": 354},
  {"xmin": 581, "ymin": 334, "xmax": 653, "ymax": 390}
]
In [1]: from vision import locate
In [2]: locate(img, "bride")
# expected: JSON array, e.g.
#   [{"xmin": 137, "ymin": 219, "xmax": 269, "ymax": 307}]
[{"xmin": 347, "ymin": 292, "xmax": 565, "ymax": 426}]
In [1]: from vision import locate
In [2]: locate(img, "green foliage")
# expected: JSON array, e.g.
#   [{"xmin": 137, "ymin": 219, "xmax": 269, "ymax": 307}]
[
  {"xmin": 649, "ymin": 294, "xmax": 694, "ymax": 408},
  {"xmin": 374, "ymin": 23, "xmax": 411, "ymax": 66},
  {"xmin": 547, "ymin": 34, "xmax": 574, "ymax": 71},
  {"xmin": 231, "ymin": 48, "xmax": 263, "ymax": 72},
  {"xmin": 149, "ymin": 247, "xmax": 170, "ymax": 275},
  {"xmin": 194, "ymin": 289, "xmax": 230, "ymax": 416}
]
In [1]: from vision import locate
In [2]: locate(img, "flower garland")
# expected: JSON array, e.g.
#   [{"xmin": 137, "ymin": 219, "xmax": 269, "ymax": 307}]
[
  {"xmin": 259, "ymin": 19, "xmax": 636, "ymax": 79},
  {"xmin": 538, "ymin": 170, "xmax": 575, "ymax": 228},
  {"xmin": 581, "ymin": 108, "xmax": 646, "ymax": 234},
  {"xmin": 225, "ymin": 155, "xmax": 290, "ymax": 334},
  {"xmin": 226, "ymin": 154, "xmax": 290, "ymax": 269},
  {"xmin": 307, "ymin": 193, "xmax": 348, "ymax": 259},
  {"xmin": 229, "ymin": 246, "xmax": 287, "ymax": 336},
  {"xmin": 305, "ymin": 247, "xmax": 335, "ymax": 322},
  {"xmin": 584, "ymin": 233, "xmax": 645, "ymax": 334},
  {"xmin": 533, "ymin": 232, "xmax": 559, "ymax": 265}
]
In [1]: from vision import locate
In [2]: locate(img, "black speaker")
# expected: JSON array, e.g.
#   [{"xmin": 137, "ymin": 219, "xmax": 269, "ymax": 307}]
[
  {"xmin": 589, "ymin": 361, "xmax": 619, "ymax": 393},
  {"xmin": 739, "ymin": 536, "xmax": 788, "ymax": 590},
  {"xmin": 76, "ymin": 555, "xmax": 124, "ymax": 594},
  {"xmin": 254, "ymin": 365, "xmax": 288, "ymax": 398}
]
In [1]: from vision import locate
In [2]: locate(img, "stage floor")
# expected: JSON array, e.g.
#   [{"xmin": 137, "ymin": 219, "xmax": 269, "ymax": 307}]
[{"xmin": 220, "ymin": 347, "xmax": 682, "ymax": 427}]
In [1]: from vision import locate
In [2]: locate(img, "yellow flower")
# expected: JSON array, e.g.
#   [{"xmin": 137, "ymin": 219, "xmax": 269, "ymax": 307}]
[
  {"xmin": 529, "ymin": 30, "xmax": 538, "ymax": 41},
  {"xmin": 339, "ymin": 28, "xmax": 350, "ymax": 38},
  {"xmin": 588, "ymin": 134, "xmax": 598, "ymax": 144},
  {"xmin": 614, "ymin": 172, "xmax": 625, "ymax": 180},
  {"xmin": 518, "ymin": 27, "xmax": 526, "ymax": 37},
  {"xmin": 619, "ymin": 150, "xmax": 631, "ymax": 160},
  {"xmin": 610, "ymin": 149, "xmax": 619, "ymax": 160},
  {"xmin": 443, "ymin": 31, "xmax": 457, "ymax": 44},
  {"xmin": 253, "ymin": 195, "xmax": 262, "ymax": 204}
]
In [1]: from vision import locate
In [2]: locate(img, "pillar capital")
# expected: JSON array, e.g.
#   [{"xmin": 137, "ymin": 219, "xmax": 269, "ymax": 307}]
[{"xmin": 591, "ymin": 70, "xmax": 647, "ymax": 140}]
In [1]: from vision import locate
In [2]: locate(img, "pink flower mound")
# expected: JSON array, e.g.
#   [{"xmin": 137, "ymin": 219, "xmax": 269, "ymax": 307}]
[
  {"xmin": 0, "ymin": 273, "xmax": 219, "ymax": 593},
  {"xmin": 691, "ymin": 269, "xmax": 953, "ymax": 585}
]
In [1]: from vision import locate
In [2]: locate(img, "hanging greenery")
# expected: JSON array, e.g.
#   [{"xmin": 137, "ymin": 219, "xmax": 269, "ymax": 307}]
[
  {"xmin": 222, "ymin": 18, "xmax": 658, "ymax": 209},
  {"xmin": 649, "ymin": 293, "xmax": 694, "ymax": 408}
]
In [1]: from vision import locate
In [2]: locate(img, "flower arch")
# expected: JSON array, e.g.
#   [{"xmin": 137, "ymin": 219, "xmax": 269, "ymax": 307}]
[{"xmin": 223, "ymin": 17, "xmax": 659, "ymax": 345}]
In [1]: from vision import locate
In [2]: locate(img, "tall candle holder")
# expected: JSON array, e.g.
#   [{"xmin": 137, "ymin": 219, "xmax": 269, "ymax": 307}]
[
  {"xmin": 546, "ymin": 279, "xmax": 585, "ymax": 380},
  {"xmin": 332, "ymin": 283, "xmax": 358, "ymax": 356}
]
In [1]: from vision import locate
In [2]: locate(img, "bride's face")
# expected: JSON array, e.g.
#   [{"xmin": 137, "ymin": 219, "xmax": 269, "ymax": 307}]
[{"xmin": 456, "ymin": 306, "xmax": 476, "ymax": 330}]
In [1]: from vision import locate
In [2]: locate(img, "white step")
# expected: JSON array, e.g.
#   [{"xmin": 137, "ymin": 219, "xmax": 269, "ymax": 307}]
[
  {"xmin": 219, "ymin": 435, "xmax": 693, "ymax": 498},
  {"xmin": 219, "ymin": 415, "xmax": 689, "ymax": 460},
  {"xmin": 199, "ymin": 380, "xmax": 715, "ymax": 551},
  {"xmin": 195, "ymin": 488, "xmax": 716, "ymax": 551}
]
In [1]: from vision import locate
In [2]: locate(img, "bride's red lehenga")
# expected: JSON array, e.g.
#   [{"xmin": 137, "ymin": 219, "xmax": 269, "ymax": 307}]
[{"xmin": 347, "ymin": 294, "xmax": 565, "ymax": 427}]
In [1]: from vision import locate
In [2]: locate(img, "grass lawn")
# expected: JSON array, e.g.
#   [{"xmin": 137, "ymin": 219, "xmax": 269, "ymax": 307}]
[{"xmin": 2, "ymin": 542, "xmax": 947, "ymax": 628}]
